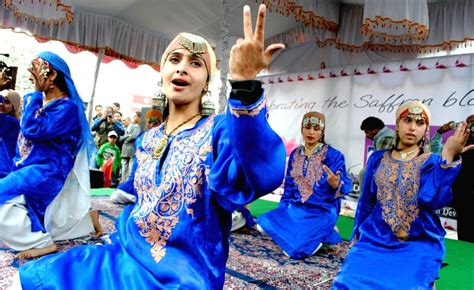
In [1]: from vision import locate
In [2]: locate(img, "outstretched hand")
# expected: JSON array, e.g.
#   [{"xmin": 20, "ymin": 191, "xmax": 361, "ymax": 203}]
[
  {"xmin": 323, "ymin": 165, "xmax": 341, "ymax": 190},
  {"xmin": 442, "ymin": 121, "xmax": 474, "ymax": 162},
  {"xmin": 229, "ymin": 4, "xmax": 285, "ymax": 80}
]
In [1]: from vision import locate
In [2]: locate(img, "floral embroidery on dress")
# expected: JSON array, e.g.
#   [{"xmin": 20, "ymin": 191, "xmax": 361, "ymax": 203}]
[
  {"xmin": 15, "ymin": 133, "xmax": 33, "ymax": 166},
  {"xmin": 374, "ymin": 152, "xmax": 431, "ymax": 241},
  {"xmin": 290, "ymin": 145, "xmax": 328, "ymax": 203},
  {"xmin": 132, "ymin": 117, "xmax": 214, "ymax": 263}
]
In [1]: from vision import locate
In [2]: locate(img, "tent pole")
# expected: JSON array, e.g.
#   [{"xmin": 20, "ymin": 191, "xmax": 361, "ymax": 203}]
[
  {"xmin": 87, "ymin": 49, "xmax": 104, "ymax": 124},
  {"xmin": 218, "ymin": 0, "xmax": 230, "ymax": 113}
]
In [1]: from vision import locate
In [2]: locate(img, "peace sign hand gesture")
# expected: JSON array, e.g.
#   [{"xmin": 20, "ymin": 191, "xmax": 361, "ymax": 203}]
[
  {"xmin": 229, "ymin": 4, "xmax": 285, "ymax": 81},
  {"xmin": 323, "ymin": 165, "xmax": 341, "ymax": 190}
]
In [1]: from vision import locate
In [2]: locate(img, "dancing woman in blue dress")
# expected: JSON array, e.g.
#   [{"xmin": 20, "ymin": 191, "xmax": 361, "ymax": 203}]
[
  {"xmin": 333, "ymin": 101, "xmax": 473, "ymax": 289},
  {"xmin": 17, "ymin": 4, "xmax": 287, "ymax": 289},
  {"xmin": 0, "ymin": 52, "xmax": 101, "ymax": 259},
  {"xmin": 257, "ymin": 111, "xmax": 352, "ymax": 259}
]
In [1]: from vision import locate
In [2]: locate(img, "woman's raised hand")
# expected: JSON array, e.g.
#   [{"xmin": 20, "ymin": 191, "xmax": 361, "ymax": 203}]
[
  {"xmin": 442, "ymin": 121, "xmax": 474, "ymax": 162},
  {"xmin": 323, "ymin": 165, "xmax": 341, "ymax": 190},
  {"xmin": 229, "ymin": 4, "xmax": 285, "ymax": 81}
]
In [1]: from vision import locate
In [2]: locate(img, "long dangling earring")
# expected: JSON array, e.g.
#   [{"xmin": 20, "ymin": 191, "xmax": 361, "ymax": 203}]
[
  {"xmin": 201, "ymin": 90, "xmax": 215, "ymax": 116},
  {"xmin": 392, "ymin": 129, "xmax": 399, "ymax": 150},
  {"xmin": 392, "ymin": 129, "xmax": 399, "ymax": 148},
  {"xmin": 154, "ymin": 81, "xmax": 167, "ymax": 112},
  {"xmin": 423, "ymin": 128, "xmax": 431, "ymax": 153}
]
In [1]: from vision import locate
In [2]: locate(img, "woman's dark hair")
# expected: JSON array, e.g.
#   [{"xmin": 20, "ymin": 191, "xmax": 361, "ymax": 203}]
[{"xmin": 51, "ymin": 70, "xmax": 69, "ymax": 96}]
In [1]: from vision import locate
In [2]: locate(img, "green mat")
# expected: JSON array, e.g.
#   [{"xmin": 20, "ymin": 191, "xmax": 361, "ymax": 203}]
[
  {"xmin": 90, "ymin": 188, "xmax": 115, "ymax": 196},
  {"xmin": 249, "ymin": 199, "xmax": 474, "ymax": 290}
]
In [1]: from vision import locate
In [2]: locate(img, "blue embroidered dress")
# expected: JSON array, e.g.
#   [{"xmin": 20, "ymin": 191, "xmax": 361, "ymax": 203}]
[
  {"xmin": 257, "ymin": 144, "xmax": 352, "ymax": 259},
  {"xmin": 19, "ymin": 85, "xmax": 286, "ymax": 289},
  {"xmin": 0, "ymin": 113, "xmax": 20, "ymax": 178},
  {"xmin": 333, "ymin": 150, "xmax": 461, "ymax": 289},
  {"xmin": 0, "ymin": 92, "xmax": 81, "ymax": 232}
]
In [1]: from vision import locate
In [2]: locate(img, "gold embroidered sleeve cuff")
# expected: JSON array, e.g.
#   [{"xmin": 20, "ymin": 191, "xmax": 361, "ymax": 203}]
[
  {"xmin": 229, "ymin": 96, "xmax": 266, "ymax": 118},
  {"xmin": 440, "ymin": 157, "xmax": 462, "ymax": 169}
]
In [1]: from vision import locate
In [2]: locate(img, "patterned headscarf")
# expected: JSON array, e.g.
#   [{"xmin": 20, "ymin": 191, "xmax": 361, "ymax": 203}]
[
  {"xmin": 160, "ymin": 33, "xmax": 216, "ymax": 83},
  {"xmin": 36, "ymin": 51, "xmax": 94, "ymax": 157}
]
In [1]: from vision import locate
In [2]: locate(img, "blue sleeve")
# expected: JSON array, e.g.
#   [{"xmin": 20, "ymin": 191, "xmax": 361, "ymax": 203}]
[
  {"xmin": 417, "ymin": 154, "xmax": 461, "ymax": 210},
  {"xmin": 324, "ymin": 147, "xmax": 352, "ymax": 198},
  {"xmin": 91, "ymin": 118, "xmax": 103, "ymax": 131},
  {"xmin": 209, "ymin": 92, "xmax": 286, "ymax": 211},
  {"xmin": 20, "ymin": 92, "xmax": 80, "ymax": 141},
  {"xmin": 113, "ymin": 121, "xmax": 125, "ymax": 136},
  {"xmin": 351, "ymin": 150, "xmax": 385, "ymax": 241},
  {"xmin": 0, "ymin": 114, "xmax": 20, "ymax": 139}
]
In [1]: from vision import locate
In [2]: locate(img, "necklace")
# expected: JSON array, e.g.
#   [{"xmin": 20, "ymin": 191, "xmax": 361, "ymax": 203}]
[
  {"xmin": 304, "ymin": 143, "xmax": 322, "ymax": 156},
  {"xmin": 152, "ymin": 112, "xmax": 201, "ymax": 158},
  {"xmin": 399, "ymin": 148, "xmax": 419, "ymax": 160}
]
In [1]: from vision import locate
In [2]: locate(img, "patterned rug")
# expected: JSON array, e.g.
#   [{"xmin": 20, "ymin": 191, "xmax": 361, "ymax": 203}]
[{"xmin": 0, "ymin": 197, "xmax": 348, "ymax": 289}]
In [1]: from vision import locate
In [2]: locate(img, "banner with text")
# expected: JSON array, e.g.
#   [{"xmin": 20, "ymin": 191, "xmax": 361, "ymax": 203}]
[{"xmin": 262, "ymin": 55, "xmax": 474, "ymax": 174}]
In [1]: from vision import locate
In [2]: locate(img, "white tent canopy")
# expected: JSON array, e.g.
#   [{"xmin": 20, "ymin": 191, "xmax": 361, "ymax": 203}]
[
  {"xmin": 1, "ymin": 0, "xmax": 472, "ymax": 70},
  {"xmin": 1, "ymin": 0, "xmax": 472, "ymax": 114}
]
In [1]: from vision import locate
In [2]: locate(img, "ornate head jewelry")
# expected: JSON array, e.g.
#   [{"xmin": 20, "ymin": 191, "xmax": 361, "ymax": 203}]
[
  {"xmin": 396, "ymin": 101, "xmax": 431, "ymax": 125},
  {"xmin": 160, "ymin": 32, "xmax": 216, "ymax": 83},
  {"xmin": 301, "ymin": 111, "xmax": 326, "ymax": 130},
  {"xmin": 302, "ymin": 116, "xmax": 325, "ymax": 129}
]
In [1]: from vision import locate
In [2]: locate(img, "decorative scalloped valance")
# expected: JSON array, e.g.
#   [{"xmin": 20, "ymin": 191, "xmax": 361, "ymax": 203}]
[
  {"xmin": 0, "ymin": 9, "xmax": 169, "ymax": 70},
  {"xmin": 362, "ymin": 0, "xmax": 429, "ymax": 44},
  {"xmin": 259, "ymin": 0, "xmax": 339, "ymax": 31},
  {"xmin": 322, "ymin": 0, "xmax": 473, "ymax": 54},
  {"xmin": 3, "ymin": 0, "xmax": 73, "ymax": 25}
]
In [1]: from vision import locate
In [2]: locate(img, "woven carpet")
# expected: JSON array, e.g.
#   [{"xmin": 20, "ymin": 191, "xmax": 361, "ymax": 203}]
[{"xmin": 0, "ymin": 197, "xmax": 349, "ymax": 289}]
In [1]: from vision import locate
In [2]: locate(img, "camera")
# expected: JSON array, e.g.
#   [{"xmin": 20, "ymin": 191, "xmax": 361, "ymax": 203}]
[{"xmin": 449, "ymin": 122, "xmax": 462, "ymax": 129}]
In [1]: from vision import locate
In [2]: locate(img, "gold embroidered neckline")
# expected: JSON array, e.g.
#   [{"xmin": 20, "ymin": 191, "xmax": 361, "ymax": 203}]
[{"xmin": 152, "ymin": 113, "xmax": 201, "ymax": 159}]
